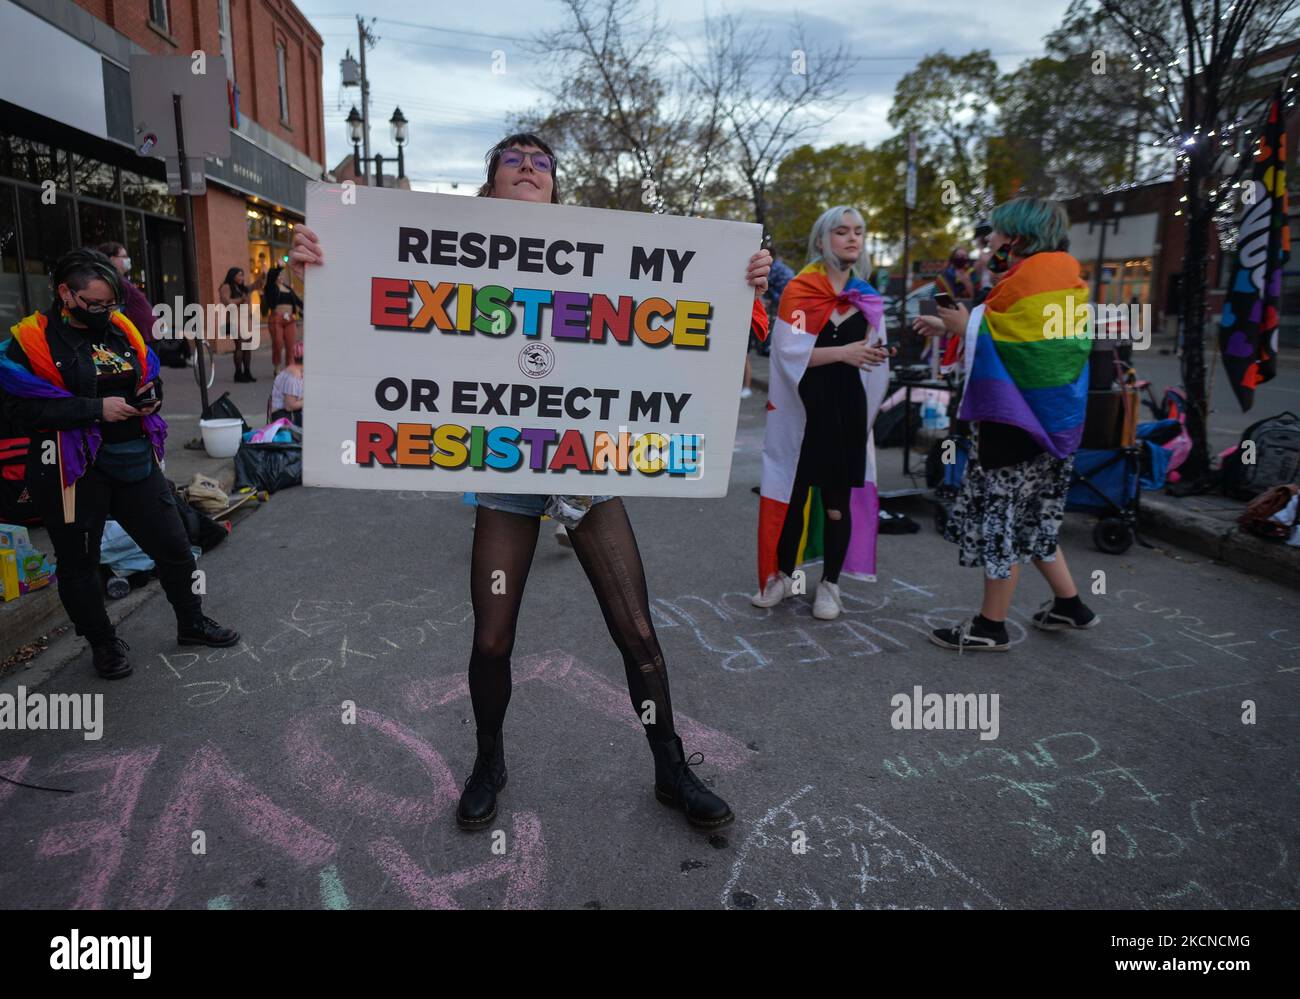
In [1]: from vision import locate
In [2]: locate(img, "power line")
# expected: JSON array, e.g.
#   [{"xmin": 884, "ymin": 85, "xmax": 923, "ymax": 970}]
[{"xmin": 313, "ymin": 14, "xmax": 1041, "ymax": 61}]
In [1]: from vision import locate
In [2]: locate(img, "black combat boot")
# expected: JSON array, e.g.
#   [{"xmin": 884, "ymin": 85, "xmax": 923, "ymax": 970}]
[
  {"xmin": 457, "ymin": 728, "xmax": 507, "ymax": 830},
  {"xmin": 177, "ymin": 613, "xmax": 240, "ymax": 648},
  {"xmin": 648, "ymin": 734, "xmax": 734, "ymax": 829},
  {"xmin": 91, "ymin": 636, "xmax": 133, "ymax": 680}
]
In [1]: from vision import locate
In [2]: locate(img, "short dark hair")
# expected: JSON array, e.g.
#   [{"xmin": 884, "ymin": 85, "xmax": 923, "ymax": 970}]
[
  {"xmin": 97, "ymin": 241, "xmax": 127, "ymax": 259},
  {"xmin": 477, "ymin": 132, "xmax": 560, "ymax": 204},
  {"xmin": 51, "ymin": 248, "xmax": 122, "ymax": 311}
]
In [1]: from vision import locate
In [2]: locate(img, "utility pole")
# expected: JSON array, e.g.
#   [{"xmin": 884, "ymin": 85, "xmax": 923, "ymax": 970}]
[
  {"xmin": 902, "ymin": 131, "xmax": 917, "ymax": 327},
  {"xmin": 357, "ymin": 15, "xmax": 374, "ymax": 183}
]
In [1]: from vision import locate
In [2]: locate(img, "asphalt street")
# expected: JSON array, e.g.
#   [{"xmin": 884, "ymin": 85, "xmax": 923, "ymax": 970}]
[{"xmin": 1, "ymin": 388, "xmax": 1297, "ymax": 910}]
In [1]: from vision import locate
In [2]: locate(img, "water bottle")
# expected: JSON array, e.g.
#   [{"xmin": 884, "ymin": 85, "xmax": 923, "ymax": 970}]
[{"xmin": 922, "ymin": 396, "xmax": 938, "ymax": 431}]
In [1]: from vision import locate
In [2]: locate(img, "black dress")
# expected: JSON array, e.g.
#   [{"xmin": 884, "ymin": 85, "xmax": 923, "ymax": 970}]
[{"xmin": 794, "ymin": 310, "xmax": 868, "ymax": 489}]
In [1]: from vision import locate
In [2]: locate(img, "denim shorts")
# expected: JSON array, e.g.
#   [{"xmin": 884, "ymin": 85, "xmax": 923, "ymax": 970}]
[{"xmin": 474, "ymin": 492, "xmax": 615, "ymax": 518}]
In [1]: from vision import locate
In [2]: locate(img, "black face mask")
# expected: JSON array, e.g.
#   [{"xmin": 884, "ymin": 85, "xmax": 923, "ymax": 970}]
[
  {"xmin": 988, "ymin": 242, "xmax": 1014, "ymax": 274},
  {"xmin": 67, "ymin": 305, "xmax": 114, "ymax": 334}
]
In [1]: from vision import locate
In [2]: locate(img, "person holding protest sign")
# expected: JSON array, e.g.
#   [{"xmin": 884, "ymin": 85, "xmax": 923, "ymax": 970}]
[
  {"xmin": 753, "ymin": 207, "xmax": 891, "ymax": 621},
  {"xmin": 291, "ymin": 132, "xmax": 771, "ymax": 832},
  {"xmin": 0, "ymin": 249, "xmax": 240, "ymax": 680}
]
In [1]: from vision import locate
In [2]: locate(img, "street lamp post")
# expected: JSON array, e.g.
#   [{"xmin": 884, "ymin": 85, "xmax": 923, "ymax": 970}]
[{"xmin": 346, "ymin": 105, "xmax": 407, "ymax": 186}]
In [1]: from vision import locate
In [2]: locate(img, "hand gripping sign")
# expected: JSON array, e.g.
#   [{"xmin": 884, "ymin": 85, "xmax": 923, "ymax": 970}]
[{"xmin": 303, "ymin": 183, "xmax": 761, "ymax": 497}]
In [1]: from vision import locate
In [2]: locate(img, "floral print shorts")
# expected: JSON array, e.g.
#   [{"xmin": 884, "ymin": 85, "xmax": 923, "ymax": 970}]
[{"xmin": 942, "ymin": 449, "xmax": 1074, "ymax": 580}]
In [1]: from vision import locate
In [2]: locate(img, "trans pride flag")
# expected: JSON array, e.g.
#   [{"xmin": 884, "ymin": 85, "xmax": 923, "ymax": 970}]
[
  {"xmin": 958, "ymin": 252, "xmax": 1091, "ymax": 459},
  {"xmin": 756, "ymin": 262, "xmax": 888, "ymax": 589}
]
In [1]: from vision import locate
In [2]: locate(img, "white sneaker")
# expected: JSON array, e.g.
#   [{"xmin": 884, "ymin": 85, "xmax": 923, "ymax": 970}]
[
  {"xmin": 812, "ymin": 580, "xmax": 843, "ymax": 620},
  {"xmin": 751, "ymin": 572, "xmax": 794, "ymax": 607}
]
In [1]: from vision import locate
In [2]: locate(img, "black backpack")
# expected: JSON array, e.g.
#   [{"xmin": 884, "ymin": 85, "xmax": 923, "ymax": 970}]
[
  {"xmin": 203, "ymin": 391, "xmax": 251, "ymax": 434},
  {"xmin": 1222, "ymin": 411, "xmax": 1300, "ymax": 498},
  {"xmin": 0, "ymin": 420, "xmax": 40, "ymax": 525}
]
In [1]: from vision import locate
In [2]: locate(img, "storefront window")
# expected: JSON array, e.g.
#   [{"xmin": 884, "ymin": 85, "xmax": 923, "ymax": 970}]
[
  {"xmin": 0, "ymin": 184, "xmax": 22, "ymax": 329},
  {"xmin": 246, "ymin": 205, "xmax": 300, "ymax": 304},
  {"xmin": 147, "ymin": 218, "xmax": 186, "ymax": 308},
  {"xmin": 0, "ymin": 134, "xmax": 69, "ymax": 189},
  {"xmin": 72, "ymin": 154, "xmax": 120, "ymax": 202},
  {"xmin": 124, "ymin": 211, "xmax": 148, "ymax": 293},
  {"xmin": 78, "ymin": 201, "xmax": 126, "ymax": 253},
  {"xmin": 1080, "ymin": 258, "xmax": 1152, "ymax": 306},
  {"xmin": 17, "ymin": 186, "xmax": 74, "ymax": 312},
  {"xmin": 122, "ymin": 168, "xmax": 179, "ymax": 217}
]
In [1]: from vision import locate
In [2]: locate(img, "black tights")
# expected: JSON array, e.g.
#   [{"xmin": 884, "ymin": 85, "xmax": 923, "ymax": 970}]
[
  {"xmin": 775, "ymin": 478, "xmax": 852, "ymax": 584},
  {"xmin": 467, "ymin": 499, "xmax": 676, "ymax": 754}
]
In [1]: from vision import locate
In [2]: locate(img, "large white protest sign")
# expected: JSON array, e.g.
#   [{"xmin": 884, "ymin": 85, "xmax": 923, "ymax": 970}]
[{"xmin": 302, "ymin": 182, "xmax": 761, "ymax": 497}]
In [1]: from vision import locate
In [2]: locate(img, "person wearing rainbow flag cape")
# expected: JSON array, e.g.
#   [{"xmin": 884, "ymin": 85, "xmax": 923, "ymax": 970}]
[
  {"xmin": 0, "ymin": 249, "xmax": 239, "ymax": 680},
  {"xmin": 753, "ymin": 206, "xmax": 891, "ymax": 621},
  {"xmin": 928, "ymin": 198, "xmax": 1100, "ymax": 652}
]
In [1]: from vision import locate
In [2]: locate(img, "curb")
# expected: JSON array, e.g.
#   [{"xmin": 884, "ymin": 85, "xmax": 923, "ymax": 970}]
[
  {"xmin": 1138, "ymin": 494, "xmax": 1300, "ymax": 590},
  {"xmin": 0, "ymin": 461, "xmax": 238, "ymax": 675}
]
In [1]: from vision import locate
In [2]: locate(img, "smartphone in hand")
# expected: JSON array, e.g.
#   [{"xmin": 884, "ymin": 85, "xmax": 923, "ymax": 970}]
[
  {"xmin": 136, "ymin": 381, "xmax": 159, "ymax": 410},
  {"xmin": 934, "ymin": 292, "xmax": 958, "ymax": 310}
]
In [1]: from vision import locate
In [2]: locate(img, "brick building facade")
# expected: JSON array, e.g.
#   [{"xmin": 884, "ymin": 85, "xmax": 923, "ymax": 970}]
[{"xmin": 0, "ymin": 0, "xmax": 325, "ymax": 335}]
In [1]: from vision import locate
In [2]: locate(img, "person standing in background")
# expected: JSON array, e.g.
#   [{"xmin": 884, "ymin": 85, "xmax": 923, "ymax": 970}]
[
  {"xmin": 263, "ymin": 265, "xmax": 302, "ymax": 375},
  {"xmin": 98, "ymin": 243, "xmax": 155, "ymax": 344},
  {"xmin": 219, "ymin": 267, "xmax": 255, "ymax": 382}
]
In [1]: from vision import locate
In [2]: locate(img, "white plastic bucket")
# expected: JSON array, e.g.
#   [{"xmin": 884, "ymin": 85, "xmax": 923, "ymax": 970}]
[{"xmin": 199, "ymin": 418, "xmax": 243, "ymax": 458}]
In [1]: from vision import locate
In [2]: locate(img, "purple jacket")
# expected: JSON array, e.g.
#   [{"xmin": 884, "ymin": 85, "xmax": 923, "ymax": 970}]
[{"xmin": 120, "ymin": 277, "xmax": 156, "ymax": 342}]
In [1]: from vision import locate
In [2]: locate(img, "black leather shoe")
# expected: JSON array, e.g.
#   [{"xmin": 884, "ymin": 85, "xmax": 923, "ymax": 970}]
[
  {"xmin": 649, "ymin": 734, "xmax": 734, "ymax": 829},
  {"xmin": 457, "ymin": 729, "xmax": 507, "ymax": 830},
  {"xmin": 177, "ymin": 614, "xmax": 240, "ymax": 647},
  {"xmin": 91, "ymin": 637, "xmax": 133, "ymax": 680}
]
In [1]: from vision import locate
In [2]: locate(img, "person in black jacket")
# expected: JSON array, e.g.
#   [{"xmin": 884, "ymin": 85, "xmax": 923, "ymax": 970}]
[{"xmin": 0, "ymin": 249, "xmax": 239, "ymax": 679}]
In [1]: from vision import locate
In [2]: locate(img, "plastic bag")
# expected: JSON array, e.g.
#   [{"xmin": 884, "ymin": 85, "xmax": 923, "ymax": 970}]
[
  {"xmin": 234, "ymin": 441, "xmax": 302, "ymax": 493},
  {"xmin": 184, "ymin": 473, "xmax": 229, "ymax": 514}
]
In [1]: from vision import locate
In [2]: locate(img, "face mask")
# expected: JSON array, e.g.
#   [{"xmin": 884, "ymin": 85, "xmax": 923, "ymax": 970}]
[
  {"xmin": 120, "ymin": 257, "xmax": 132, "ymax": 271},
  {"xmin": 67, "ymin": 304, "xmax": 114, "ymax": 333},
  {"xmin": 988, "ymin": 242, "xmax": 1013, "ymax": 274}
]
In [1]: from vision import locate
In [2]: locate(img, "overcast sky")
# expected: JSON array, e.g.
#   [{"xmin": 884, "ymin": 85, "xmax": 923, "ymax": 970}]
[{"xmin": 296, "ymin": 0, "xmax": 1072, "ymax": 195}]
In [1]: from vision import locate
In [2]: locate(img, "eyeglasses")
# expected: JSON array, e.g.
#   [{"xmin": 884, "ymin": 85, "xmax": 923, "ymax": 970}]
[
  {"xmin": 73, "ymin": 291, "xmax": 120, "ymax": 314},
  {"xmin": 499, "ymin": 149, "xmax": 554, "ymax": 173}
]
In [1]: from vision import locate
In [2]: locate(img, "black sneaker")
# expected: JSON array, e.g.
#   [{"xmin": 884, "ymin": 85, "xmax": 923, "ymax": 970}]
[
  {"xmin": 929, "ymin": 617, "xmax": 1009, "ymax": 652},
  {"xmin": 91, "ymin": 637, "xmax": 133, "ymax": 680},
  {"xmin": 177, "ymin": 615, "xmax": 240, "ymax": 647},
  {"xmin": 1032, "ymin": 599, "xmax": 1099, "ymax": 631}
]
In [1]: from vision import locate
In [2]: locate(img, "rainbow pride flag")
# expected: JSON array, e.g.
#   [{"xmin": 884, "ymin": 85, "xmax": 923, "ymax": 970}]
[
  {"xmin": 958, "ymin": 252, "xmax": 1091, "ymax": 458},
  {"xmin": 0, "ymin": 310, "xmax": 165, "ymax": 522}
]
